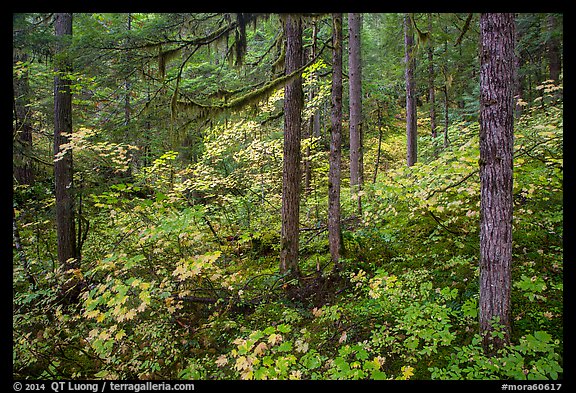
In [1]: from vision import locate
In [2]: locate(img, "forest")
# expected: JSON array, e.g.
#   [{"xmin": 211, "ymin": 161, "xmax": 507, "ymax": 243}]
[{"xmin": 12, "ymin": 13, "xmax": 563, "ymax": 381}]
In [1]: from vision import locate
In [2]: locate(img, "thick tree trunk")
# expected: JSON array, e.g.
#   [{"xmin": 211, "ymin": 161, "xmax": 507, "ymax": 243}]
[
  {"xmin": 54, "ymin": 13, "xmax": 77, "ymax": 270},
  {"xmin": 404, "ymin": 14, "xmax": 417, "ymax": 167},
  {"xmin": 348, "ymin": 12, "xmax": 363, "ymax": 201},
  {"xmin": 280, "ymin": 14, "xmax": 303, "ymax": 279},
  {"xmin": 329, "ymin": 13, "xmax": 343, "ymax": 269},
  {"xmin": 479, "ymin": 12, "xmax": 515, "ymax": 354}
]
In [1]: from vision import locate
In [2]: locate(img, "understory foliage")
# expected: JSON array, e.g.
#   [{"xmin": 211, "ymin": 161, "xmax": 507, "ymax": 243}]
[{"xmin": 13, "ymin": 74, "xmax": 562, "ymax": 380}]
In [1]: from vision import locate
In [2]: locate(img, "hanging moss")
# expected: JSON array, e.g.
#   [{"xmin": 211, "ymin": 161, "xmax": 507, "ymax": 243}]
[
  {"xmin": 271, "ymin": 36, "xmax": 286, "ymax": 74},
  {"xmin": 163, "ymin": 14, "xmax": 330, "ymax": 122},
  {"xmin": 157, "ymin": 14, "xmax": 263, "ymax": 78},
  {"xmin": 158, "ymin": 46, "xmax": 182, "ymax": 78}
]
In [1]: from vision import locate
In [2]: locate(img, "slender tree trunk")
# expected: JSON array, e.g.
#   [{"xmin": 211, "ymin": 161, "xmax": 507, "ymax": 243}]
[
  {"xmin": 304, "ymin": 19, "xmax": 318, "ymax": 197},
  {"xmin": 479, "ymin": 12, "xmax": 515, "ymax": 354},
  {"xmin": 329, "ymin": 13, "xmax": 343, "ymax": 270},
  {"xmin": 54, "ymin": 13, "xmax": 77, "ymax": 270},
  {"xmin": 348, "ymin": 12, "xmax": 363, "ymax": 210},
  {"xmin": 443, "ymin": 83, "xmax": 449, "ymax": 148},
  {"xmin": 404, "ymin": 14, "xmax": 417, "ymax": 167},
  {"xmin": 427, "ymin": 13, "xmax": 437, "ymax": 139},
  {"xmin": 124, "ymin": 13, "xmax": 132, "ymax": 129},
  {"xmin": 13, "ymin": 49, "xmax": 34, "ymax": 186},
  {"xmin": 442, "ymin": 28, "xmax": 450, "ymax": 148},
  {"xmin": 373, "ymin": 105, "xmax": 384, "ymax": 184},
  {"xmin": 280, "ymin": 14, "xmax": 303, "ymax": 280},
  {"xmin": 514, "ymin": 14, "xmax": 524, "ymax": 119}
]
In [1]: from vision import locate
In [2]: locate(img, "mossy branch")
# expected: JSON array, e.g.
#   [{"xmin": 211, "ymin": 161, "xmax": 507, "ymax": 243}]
[{"xmin": 171, "ymin": 37, "xmax": 330, "ymax": 120}]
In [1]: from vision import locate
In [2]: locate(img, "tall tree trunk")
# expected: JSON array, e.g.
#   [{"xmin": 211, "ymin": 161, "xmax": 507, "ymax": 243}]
[
  {"xmin": 329, "ymin": 13, "xmax": 343, "ymax": 270},
  {"xmin": 280, "ymin": 14, "xmax": 303, "ymax": 280},
  {"xmin": 404, "ymin": 13, "xmax": 417, "ymax": 167},
  {"xmin": 304, "ymin": 18, "xmax": 318, "ymax": 197},
  {"xmin": 54, "ymin": 13, "xmax": 77, "ymax": 270},
  {"xmin": 514, "ymin": 14, "xmax": 524, "ymax": 119},
  {"xmin": 124, "ymin": 13, "xmax": 132, "ymax": 129},
  {"xmin": 479, "ymin": 12, "xmax": 515, "ymax": 354},
  {"xmin": 348, "ymin": 12, "xmax": 363, "ymax": 212},
  {"xmin": 546, "ymin": 14, "xmax": 561, "ymax": 83},
  {"xmin": 443, "ymin": 83, "xmax": 449, "ymax": 148},
  {"xmin": 427, "ymin": 13, "xmax": 437, "ymax": 139},
  {"xmin": 442, "ymin": 27, "xmax": 450, "ymax": 148},
  {"xmin": 13, "ymin": 49, "xmax": 34, "ymax": 186}
]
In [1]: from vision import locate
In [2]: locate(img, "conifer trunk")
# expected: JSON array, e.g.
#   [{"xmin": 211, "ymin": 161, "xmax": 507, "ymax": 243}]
[
  {"xmin": 373, "ymin": 105, "xmax": 384, "ymax": 184},
  {"xmin": 404, "ymin": 13, "xmax": 417, "ymax": 167},
  {"xmin": 546, "ymin": 14, "xmax": 561, "ymax": 83},
  {"xmin": 348, "ymin": 12, "xmax": 363, "ymax": 204},
  {"xmin": 427, "ymin": 13, "xmax": 437, "ymax": 139},
  {"xmin": 280, "ymin": 14, "xmax": 303, "ymax": 279},
  {"xmin": 479, "ymin": 12, "xmax": 515, "ymax": 354},
  {"xmin": 54, "ymin": 13, "xmax": 77, "ymax": 270},
  {"xmin": 13, "ymin": 49, "xmax": 34, "ymax": 186},
  {"xmin": 329, "ymin": 13, "xmax": 343, "ymax": 269}
]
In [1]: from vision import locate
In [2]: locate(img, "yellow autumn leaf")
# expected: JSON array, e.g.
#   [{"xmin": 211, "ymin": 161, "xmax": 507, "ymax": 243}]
[
  {"xmin": 124, "ymin": 309, "xmax": 137, "ymax": 321},
  {"xmin": 268, "ymin": 333, "xmax": 282, "ymax": 345},
  {"xmin": 84, "ymin": 309, "xmax": 99, "ymax": 319},
  {"xmin": 253, "ymin": 342, "xmax": 268, "ymax": 356},
  {"xmin": 401, "ymin": 365, "xmax": 415, "ymax": 380},
  {"xmin": 112, "ymin": 304, "xmax": 124, "ymax": 316},
  {"xmin": 115, "ymin": 329, "xmax": 126, "ymax": 340},
  {"xmin": 235, "ymin": 355, "xmax": 252, "ymax": 371},
  {"xmin": 98, "ymin": 330, "xmax": 110, "ymax": 341}
]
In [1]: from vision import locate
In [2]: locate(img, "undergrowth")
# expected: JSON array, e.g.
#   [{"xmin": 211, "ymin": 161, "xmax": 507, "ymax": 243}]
[{"xmin": 13, "ymin": 89, "xmax": 563, "ymax": 380}]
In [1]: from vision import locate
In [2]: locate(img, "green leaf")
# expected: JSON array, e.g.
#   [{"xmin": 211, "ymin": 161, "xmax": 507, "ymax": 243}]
[
  {"xmin": 249, "ymin": 330, "xmax": 264, "ymax": 341},
  {"xmin": 277, "ymin": 341, "xmax": 292, "ymax": 352},
  {"xmin": 263, "ymin": 326, "xmax": 276, "ymax": 335},
  {"xmin": 301, "ymin": 351, "xmax": 322, "ymax": 370},
  {"xmin": 533, "ymin": 331, "xmax": 551, "ymax": 343}
]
